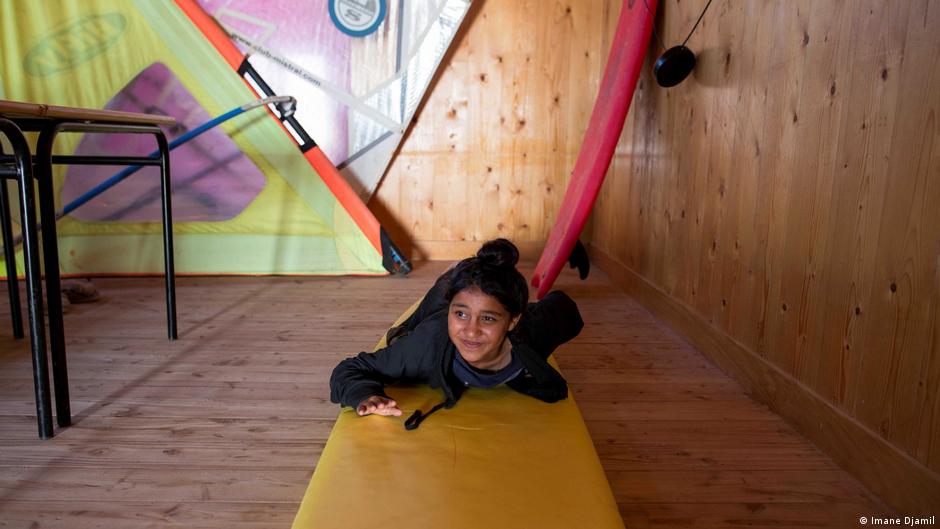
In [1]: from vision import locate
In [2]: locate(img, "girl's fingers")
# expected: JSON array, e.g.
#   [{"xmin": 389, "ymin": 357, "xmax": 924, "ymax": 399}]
[
  {"xmin": 358, "ymin": 401, "xmax": 378, "ymax": 416},
  {"xmin": 357, "ymin": 397, "xmax": 401, "ymax": 417}
]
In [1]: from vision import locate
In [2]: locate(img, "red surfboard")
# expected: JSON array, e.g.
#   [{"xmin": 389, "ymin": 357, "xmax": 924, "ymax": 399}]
[{"xmin": 531, "ymin": 0, "xmax": 657, "ymax": 298}]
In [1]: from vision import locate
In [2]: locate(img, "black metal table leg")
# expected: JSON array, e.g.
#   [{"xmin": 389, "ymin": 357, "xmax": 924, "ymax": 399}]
[
  {"xmin": 35, "ymin": 126, "xmax": 70, "ymax": 428},
  {"xmin": 0, "ymin": 159, "xmax": 24, "ymax": 339},
  {"xmin": 40, "ymin": 122, "xmax": 178, "ymax": 341},
  {"xmin": 5, "ymin": 119, "xmax": 178, "ymax": 437},
  {"xmin": 155, "ymin": 131, "xmax": 177, "ymax": 340},
  {"xmin": 0, "ymin": 118, "xmax": 53, "ymax": 439}
]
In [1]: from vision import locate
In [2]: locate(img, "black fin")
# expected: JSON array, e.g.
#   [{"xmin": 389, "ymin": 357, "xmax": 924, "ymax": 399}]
[
  {"xmin": 381, "ymin": 228, "xmax": 412, "ymax": 275},
  {"xmin": 567, "ymin": 239, "xmax": 590, "ymax": 280}
]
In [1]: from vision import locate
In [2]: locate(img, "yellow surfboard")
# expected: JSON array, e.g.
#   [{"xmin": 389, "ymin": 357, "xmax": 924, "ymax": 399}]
[{"xmin": 291, "ymin": 299, "xmax": 624, "ymax": 529}]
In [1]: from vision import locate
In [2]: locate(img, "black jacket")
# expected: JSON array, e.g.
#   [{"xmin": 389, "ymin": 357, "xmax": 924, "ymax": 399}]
[{"xmin": 329, "ymin": 271, "xmax": 584, "ymax": 427}]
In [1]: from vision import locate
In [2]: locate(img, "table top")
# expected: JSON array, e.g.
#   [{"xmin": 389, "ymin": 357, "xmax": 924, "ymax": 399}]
[{"xmin": 0, "ymin": 99, "xmax": 175, "ymax": 126}]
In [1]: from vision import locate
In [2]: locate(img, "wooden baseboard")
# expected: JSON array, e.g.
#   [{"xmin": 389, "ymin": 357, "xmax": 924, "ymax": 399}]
[
  {"xmin": 403, "ymin": 240, "xmax": 544, "ymax": 262},
  {"xmin": 589, "ymin": 245, "xmax": 940, "ymax": 515}
]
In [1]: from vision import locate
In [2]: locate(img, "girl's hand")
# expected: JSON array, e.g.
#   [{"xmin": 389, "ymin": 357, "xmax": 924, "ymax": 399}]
[{"xmin": 357, "ymin": 395, "xmax": 402, "ymax": 417}]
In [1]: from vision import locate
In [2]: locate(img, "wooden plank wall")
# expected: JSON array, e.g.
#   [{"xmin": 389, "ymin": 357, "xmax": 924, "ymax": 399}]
[
  {"xmin": 590, "ymin": 0, "xmax": 940, "ymax": 514},
  {"xmin": 370, "ymin": 0, "xmax": 613, "ymax": 260}
]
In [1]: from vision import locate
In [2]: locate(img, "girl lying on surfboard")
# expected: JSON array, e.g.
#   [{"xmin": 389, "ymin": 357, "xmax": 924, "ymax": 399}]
[{"xmin": 329, "ymin": 238, "xmax": 583, "ymax": 429}]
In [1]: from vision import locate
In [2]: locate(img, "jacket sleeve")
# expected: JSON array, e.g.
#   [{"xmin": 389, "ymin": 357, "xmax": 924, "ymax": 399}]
[
  {"xmin": 521, "ymin": 291, "xmax": 584, "ymax": 359},
  {"xmin": 330, "ymin": 318, "xmax": 442, "ymax": 409},
  {"xmin": 385, "ymin": 269, "xmax": 453, "ymax": 344}
]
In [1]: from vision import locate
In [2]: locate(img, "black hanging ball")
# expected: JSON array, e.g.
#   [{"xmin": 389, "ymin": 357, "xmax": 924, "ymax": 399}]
[{"xmin": 653, "ymin": 45, "xmax": 697, "ymax": 87}]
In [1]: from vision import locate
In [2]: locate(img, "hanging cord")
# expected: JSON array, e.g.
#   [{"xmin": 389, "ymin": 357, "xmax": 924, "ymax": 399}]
[
  {"xmin": 642, "ymin": 0, "xmax": 716, "ymax": 49},
  {"xmin": 682, "ymin": 0, "xmax": 714, "ymax": 46}
]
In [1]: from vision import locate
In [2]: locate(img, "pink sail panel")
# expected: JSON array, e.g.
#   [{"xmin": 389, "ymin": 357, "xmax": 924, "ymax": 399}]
[
  {"xmin": 196, "ymin": 0, "xmax": 351, "ymax": 164},
  {"xmin": 63, "ymin": 62, "xmax": 266, "ymax": 222}
]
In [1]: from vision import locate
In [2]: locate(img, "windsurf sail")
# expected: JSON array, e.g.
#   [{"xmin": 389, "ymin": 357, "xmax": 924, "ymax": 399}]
[
  {"xmin": 0, "ymin": 0, "xmax": 410, "ymax": 277},
  {"xmin": 188, "ymin": 0, "xmax": 473, "ymax": 200}
]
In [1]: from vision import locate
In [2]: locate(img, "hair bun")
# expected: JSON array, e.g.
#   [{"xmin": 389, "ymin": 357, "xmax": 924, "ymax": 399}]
[{"xmin": 476, "ymin": 238, "xmax": 520, "ymax": 268}]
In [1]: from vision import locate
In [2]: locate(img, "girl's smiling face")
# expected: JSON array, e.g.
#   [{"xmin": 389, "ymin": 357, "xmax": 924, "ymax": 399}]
[{"xmin": 447, "ymin": 286, "xmax": 520, "ymax": 370}]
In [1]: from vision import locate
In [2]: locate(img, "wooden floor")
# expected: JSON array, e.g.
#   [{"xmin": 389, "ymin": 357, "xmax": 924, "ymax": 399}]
[{"xmin": 0, "ymin": 262, "xmax": 891, "ymax": 528}]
